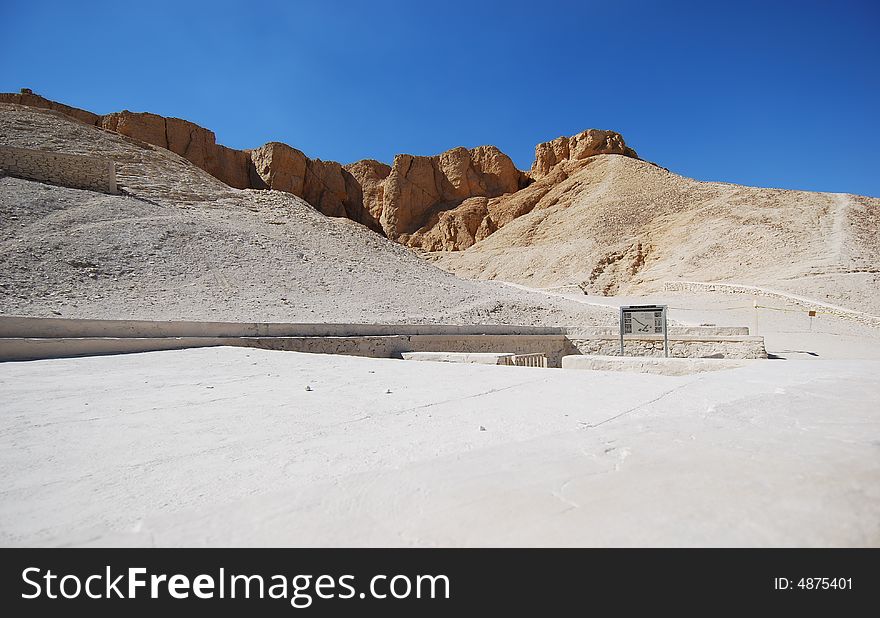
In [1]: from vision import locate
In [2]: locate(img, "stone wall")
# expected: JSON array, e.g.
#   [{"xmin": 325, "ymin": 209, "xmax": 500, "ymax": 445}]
[
  {"xmin": 0, "ymin": 317, "xmax": 766, "ymax": 365},
  {"xmin": 0, "ymin": 146, "xmax": 116, "ymax": 194},
  {"xmin": 561, "ymin": 355, "xmax": 755, "ymax": 376},
  {"xmin": 563, "ymin": 325, "xmax": 750, "ymax": 337},
  {"xmin": 664, "ymin": 280, "xmax": 880, "ymax": 329},
  {"xmin": 243, "ymin": 334, "xmax": 568, "ymax": 367},
  {"xmin": 0, "ymin": 317, "xmax": 559, "ymax": 339},
  {"xmin": 566, "ymin": 334, "xmax": 767, "ymax": 360}
]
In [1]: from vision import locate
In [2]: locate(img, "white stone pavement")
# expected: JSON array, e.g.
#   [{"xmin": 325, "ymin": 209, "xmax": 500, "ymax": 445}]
[{"xmin": 1, "ymin": 346, "xmax": 878, "ymax": 547}]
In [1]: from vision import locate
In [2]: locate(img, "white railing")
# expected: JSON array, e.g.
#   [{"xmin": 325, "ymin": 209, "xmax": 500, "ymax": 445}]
[{"xmin": 513, "ymin": 354, "xmax": 547, "ymax": 368}]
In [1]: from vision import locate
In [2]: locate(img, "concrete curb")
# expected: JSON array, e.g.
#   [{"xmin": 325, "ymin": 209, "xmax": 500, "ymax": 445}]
[{"xmin": 562, "ymin": 354, "xmax": 759, "ymax": 375}]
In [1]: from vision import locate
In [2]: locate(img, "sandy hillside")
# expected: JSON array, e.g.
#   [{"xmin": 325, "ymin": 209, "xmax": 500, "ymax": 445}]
[
  {"xmin": 431, "ymin": 154, "xmax": 880, "ymax": 313},
  {"xmin": 3, "ymin": 98, "xmax": 877, "ymax": 321},
  {"xmin": 0, "ymin": 103, "xmax": 615, "ymax": 325}
]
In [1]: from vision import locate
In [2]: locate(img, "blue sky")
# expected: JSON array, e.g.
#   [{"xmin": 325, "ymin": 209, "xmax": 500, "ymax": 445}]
[{"xmin": 2, "ymin": 0, "xmax": 878, "ymax": 196}]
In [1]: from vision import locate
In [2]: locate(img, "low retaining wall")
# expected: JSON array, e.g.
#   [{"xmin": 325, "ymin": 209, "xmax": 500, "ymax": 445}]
[
  {"xmin": 0, "ymin": 146, "xmax": 117, "ymax": 194},
  {"xmin": 0, "ymin": 317, "xmax": 766, "ymax": 365},
  {"xmin": 664, "ymin": 280, "xmax": 880, "ymax": 328},
  {"xmin": 562, "ymin": 355, "xmax": 756, "ymax": 376},
  {"xmin": 566, "ymin": 334, "xmax": 767, "ymax": 360},
  {"xmin": 564, "ymin": 325, "xmax": 750, "ymax": 337},
  {"xmin": 0, "ymin": 334, "xmax": 568, "ymax": 366},
  {"xmin": 401, "ymin": 352, "xmax": 516, "ymax": 365},
  {"xmin": 0, "ymin": 337, "xmax": 224, "ymax": 361},
  {"xmin": 0, "ymin": 317, "xmax": 558, "ymax": 339},
  {"xmin": 224, "ymin": 334, "xmax": 569, "ymax": 367}
]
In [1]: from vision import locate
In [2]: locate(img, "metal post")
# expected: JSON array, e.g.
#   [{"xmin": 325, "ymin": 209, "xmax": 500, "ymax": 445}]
[
  {"xmin": 753, "ymin": 299, "xmax": 759, "ymax": 335},
  {"xmin": 619, "ymin": 306, "xmax": 625, "ymax": 356},
  {"xmin": 663, "ymin": 306, "xmax": 669, "ymax": 358}
]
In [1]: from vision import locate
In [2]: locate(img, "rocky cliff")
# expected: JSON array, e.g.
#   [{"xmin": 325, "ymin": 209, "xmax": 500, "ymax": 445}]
[
  {"xmin": 395, "ymin": 133, "xmax": 639, "ymax": 251},
  {"xmin": 0, "ymin": 89, "xmax": 100, "ymax": 125},
  {"xmin": 249, "ymin": 142, "xmax": 380, "ymax": 231},
  {"xmin": 1, "ymin": 89, "xmax": 639, "ymax": 248},
  {"xmin": 101, "ymin": 110, "xmax": 252, "ymax": 189},
  {"xmin": 359, "ymin": 145, "xmax": 527, "ymax": 240},
  {"xmin": 531, "ymin": 128, "xmax": 638, "ymax": 178}
]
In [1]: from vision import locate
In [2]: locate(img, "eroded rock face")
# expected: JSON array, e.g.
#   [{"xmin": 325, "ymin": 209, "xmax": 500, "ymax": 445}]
[
  {"xmin": 377, "ymin": 146, "xmax": 526, "ymax": 240},
  {"xmin": 381, "ymin": 154, "xmax": 442, "ymax": 238},
  {"xmin": 249, "ymin": 142, "xmax": 308, "ymax": 194},
  {"xmin": 391, "ymin": 136, "xmax": 637, "ymax": 249},
  {"xmin": 345, "ymin": 159, "xmax": 391, "ymax": 222},
  {"xmin": 247, "ymin": 143, "xmax": 378, "ymax": 231},
  {"xmin": 402, "ymin": 197, "xmax": 496, "ymax": 251},
  {"xmin": 470, "ymin": 145, "xmax": 524, "ymax": 195},
  {"xmin": 101, "ymin": 111, "xmax": 252, "ymax": 189},
  {"xmin": 531, "ymin": 128, "xmax": 637, "ymax": 178},
  {"xmin": 401, "ymin": 165, "xmax": 566, "ymax": 251},
  {"xmin": 206, "ymin": 145, "xmax": 251, "ymax": 190},
  {"xmin": 249, "ymin": 145, "xmax": 382, "ymax": 232},
  {"xmin": 166, "ymin": 117, "xmax": 215, "ymax": 169},
  {"xmin": 101, "ymin": 111, "xmax": 167, "ymax": 149},
  {"xmin": 303, "ymin": 159, "xmax": 359, "ymax": 221},
  {"xmin": 0, "ymin": 91, "xmax": 101, "ymax": 125},
  {"xmin": 401, "ymin": 151, "xmax": 626, "ymax": 251}
]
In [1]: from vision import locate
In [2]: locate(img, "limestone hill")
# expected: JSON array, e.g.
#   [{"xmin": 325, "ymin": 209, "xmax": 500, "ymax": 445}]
[
  {"xmin": 0, "ymin": 102, "xmax": 616, "ymax": 325},
  {"xmin": 432, "ymin": 154, "xmax": 880, "ymax": 313}
]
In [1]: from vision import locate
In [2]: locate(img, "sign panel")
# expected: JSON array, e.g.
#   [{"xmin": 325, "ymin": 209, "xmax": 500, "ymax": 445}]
[
  {"xmin": 619, "ymin": 305, "xmax": 669, "ymax": 357},
  {"xmin": 622, "ymin": 308, "xmax": 664, "ymax": 335}
]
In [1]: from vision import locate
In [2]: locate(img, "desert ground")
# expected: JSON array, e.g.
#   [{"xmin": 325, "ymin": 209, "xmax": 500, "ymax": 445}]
[{"xmin": 1, "ymin": 95, "xmax": 879, "ymax": 547}]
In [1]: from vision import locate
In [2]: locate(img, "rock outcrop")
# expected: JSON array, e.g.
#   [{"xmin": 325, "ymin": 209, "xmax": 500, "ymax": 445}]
[
  {"xmin": 344, "ymin": 159, "xmax": 391, "ymax": 222},
  {"xmin": 393, "ymin": 132, "xmax": 638, "ymax": 251},
  {"xmin": 531, "ymin": 128, "xmax": 637, "ymax": 178},
  {"xmin": 366, "ymin": 145, "xmax": 526, "ymax": 240},
  {"xmin": 0, "ymin": 89, "xmax": 100, "ymax": 126},
  {"xmin": 250, "ymin": 143, "xmax": 381, "ymax": 232},
  {"xmin": 402, "ymin": 197, "xmax": 496, "ymax": 251},
  {"xmin": 101, "ymin": 111, "xmax": 251, "ymax": 189},
  {"xmin": 401, "ymin": 163, "xmax": 568, "ymax": 251},
  {"xmin": 303, "ymin": 159, "xmax": 380, "ymax": 231},
  {"xmin": 249, "ymin": 141, "xmax": 308, "ymax": 195}
]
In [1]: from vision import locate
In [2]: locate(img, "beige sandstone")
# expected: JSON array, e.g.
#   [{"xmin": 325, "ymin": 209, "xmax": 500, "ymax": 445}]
[
  {"xmin": 531, "ymin": 128, "xmax": 638, "ymax": 178},
  {"xmin": 375, "ymin": 145, "xmax": 526, "ymax": 241},
  {"xmin": 100, "ymin": 111, "xmax": 168, "ymax": 150},
  {"xmin": 247, "ymin": 144, "xmax": 381, "ymax": 231},
  {"xmin": 385, "ymin": 134, "xmax": 638, "ymax": 250},
  {"xmin": 344, "ymin": 159, "xmax": 391, "ymax": 222},
  {"xmin": 249, "ymin": 142, "xmax": 308, "ymax": 195},
  {"xmin": 303, "ymin": 158, "xmax": 381, "ymax": 232},
  {"xmin": 0, "ymin": 90, "xmax": 101, "ymax": 125},
  {"xmin": 101, "ymin": 111, "xmax": 252, "ymax": 189},
  {"xmin": 432, "ymin": 154, "xmax": 880, "ymax": 314},
  {"xmin": 401, "ymin": 154, "xmax": 606, "ymax": 251},
  {"xmin": 402, "ymin": 197, "xmax": 495, "ymax": 251}
]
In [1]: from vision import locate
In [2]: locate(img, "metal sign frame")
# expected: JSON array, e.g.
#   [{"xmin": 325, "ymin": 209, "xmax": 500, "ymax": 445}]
[{"xmin": 619, "ymin": 305, "xmax": 669, "ymax": 357}]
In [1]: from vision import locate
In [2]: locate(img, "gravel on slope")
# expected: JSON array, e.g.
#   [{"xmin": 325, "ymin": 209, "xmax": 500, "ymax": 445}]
[{"xmin": 0, "ymin": 176, "xmax": 616, "ymax": 325}]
